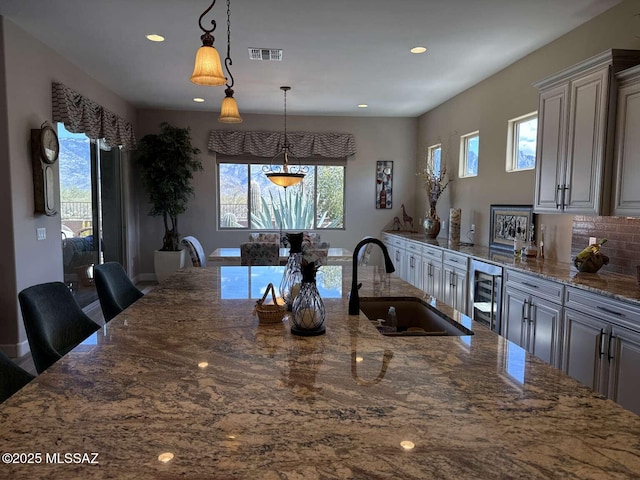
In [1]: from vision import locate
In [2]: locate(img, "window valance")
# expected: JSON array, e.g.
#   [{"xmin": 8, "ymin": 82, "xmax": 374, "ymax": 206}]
[
  {"xmin": 52, "ymin": 82, "xmax": 136, "ymax": 150},
  {"xmin": 208, "ymin": 130, "xmax": 356, "ymax": 158}
]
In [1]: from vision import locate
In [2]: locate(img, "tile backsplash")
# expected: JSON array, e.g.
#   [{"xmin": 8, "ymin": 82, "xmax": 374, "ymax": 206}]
[{"xmin": 571, "ymin": 216, "xmax": 640, "ymax": 276}]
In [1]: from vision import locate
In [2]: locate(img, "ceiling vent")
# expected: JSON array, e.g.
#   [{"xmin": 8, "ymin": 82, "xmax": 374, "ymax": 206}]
[{"xmin": 248, "ymin": 48, "xmax": 283, "ymax": 61}]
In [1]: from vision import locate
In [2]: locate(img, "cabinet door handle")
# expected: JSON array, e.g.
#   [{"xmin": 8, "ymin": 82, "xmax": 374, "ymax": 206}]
[
  {"xmin": 596, "ymin": 306, "xmax": 624, "ymax": 318},
  {"xmin": 522, "ymin": 299, "xmax": 528, "ymax": 322},
  {"xmin": 598, "ymin": 329, "xmax": 605, "ymax": 358},
  {"xmin": 562, "ymin": 184, "xmax": 569, "ymax": 208},
  {"xmin": 521, "ymin": 282, "xmax": 539, "ymax": 289},
  {"xmin": 529, "ymin": 303, "xmax": 536, "ymax": 324},
  {"xmin": 607, "ymin": 334, "xmax": 615, "ymax": 362},
  {"xmin": 556, "ymin": 184, "xmax": 562, "ymax": 209}
]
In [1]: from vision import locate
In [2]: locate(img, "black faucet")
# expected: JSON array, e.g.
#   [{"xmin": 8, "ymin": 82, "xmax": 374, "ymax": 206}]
[{"xmin": 349, "ymin": 238, "xmax": 395, "ymax": 315}]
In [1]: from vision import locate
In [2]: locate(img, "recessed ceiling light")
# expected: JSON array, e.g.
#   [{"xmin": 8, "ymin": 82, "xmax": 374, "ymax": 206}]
[
  {"xmin": 357, "ymin": 104, "xmax": 368, "ymax": 108},
  {"xmin": 410, "ymin": 46, "xmax": 427, "ymax": 54},
  {"xmin": 193, "ymin": 97, "xmax": 205, "ymax": 103},
  {"xmin": 146, "ymin": 34, "xmax": 165, "ymax": 42}
]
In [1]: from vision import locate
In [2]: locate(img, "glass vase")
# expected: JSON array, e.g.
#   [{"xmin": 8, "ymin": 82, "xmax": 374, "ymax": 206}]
[
  {"xmin": 423, "ymin": 206, "xmax": 441, "ymax": 239},
  {"xmin": 280, "ymin": 232, "xmax": 304, "ymax": 310},
  {"xmin": 291, "ymin": 262, "xmax": 326, "ymax": 336}
]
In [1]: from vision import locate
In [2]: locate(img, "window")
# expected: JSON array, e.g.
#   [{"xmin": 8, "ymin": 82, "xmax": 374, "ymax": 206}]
[
  {"xmin": 459, "ymin": 132, "xmax": 479, "ymax": 178},
  {"xmin": 427, "ymin": 143, "xmax": 442, "ymax": 175},
  {"xmin": 218, "ymin": 160, "xmax": 345, "ymax": 230},
  {"xmin": 506, "ymin": 112, "xmax": 537, "ymax": 172}
]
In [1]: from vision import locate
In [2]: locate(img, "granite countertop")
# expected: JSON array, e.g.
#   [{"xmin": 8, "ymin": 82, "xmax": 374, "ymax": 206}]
[
  {"xmin": 385, "ymin": 231, "xmax": 640, "ymax": 305},
  {"xmin": 1, "ymin": 265, "xmax": 640, "ymax": 479}
]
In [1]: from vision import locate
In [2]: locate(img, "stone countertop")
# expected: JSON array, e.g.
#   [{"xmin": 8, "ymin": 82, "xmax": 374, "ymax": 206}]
[
  {"xmin": 1, "ymin": 265, "xmax": 640, "ymax": 479},
  {"xmin": 385, "ymin": 231, "xmax": 640, "ymax": 305}
]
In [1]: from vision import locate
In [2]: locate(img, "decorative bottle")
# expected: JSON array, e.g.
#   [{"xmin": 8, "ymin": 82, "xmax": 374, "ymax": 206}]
[
  {"xmin": 291, "ymin": 261, "xmax": 326, "ymax": 336},
  {"xmin": 514, "ymin": 226, "xmax": 523, "ymax": 259},
  {"xmin": 379, "ymin": 188, "xmax": 387, "ymax": 209},
  {"xmin": 280, "ymin": 232, "xmax": 304, "ymax": 310}
]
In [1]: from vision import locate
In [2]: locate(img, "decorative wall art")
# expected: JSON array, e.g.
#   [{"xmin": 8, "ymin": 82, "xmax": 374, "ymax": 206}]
[
  {"xmin": 489, "ymin": 205, "xmax": 534, "ymax": 251},
  {"xmin": 376, "ymin": 161, "xmax": 393, "ymax": 209}
]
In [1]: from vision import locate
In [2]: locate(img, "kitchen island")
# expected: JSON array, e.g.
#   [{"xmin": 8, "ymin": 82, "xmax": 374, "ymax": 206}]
[{"xmin": 1, "ymin": 265, "xmax": 639, "ymax": 479}]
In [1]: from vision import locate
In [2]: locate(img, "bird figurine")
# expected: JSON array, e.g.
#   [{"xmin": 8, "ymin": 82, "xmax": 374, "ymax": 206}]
[{"xmin": 401, "ymin": 204, "xmax": 413, "ymax": 231}]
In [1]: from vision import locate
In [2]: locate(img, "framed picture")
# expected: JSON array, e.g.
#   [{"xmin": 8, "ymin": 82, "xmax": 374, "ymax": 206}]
[
  {"xmin": 489, "ymin": 204, "xmax": 534, "ymax": 251},
  {"xmin": 376, "ymin": 160, "xmax": 393, "ymax": 209}
]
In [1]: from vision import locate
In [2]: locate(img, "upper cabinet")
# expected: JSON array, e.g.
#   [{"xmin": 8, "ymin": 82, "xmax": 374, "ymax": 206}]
[
  {"xmin": 612, "ymin": 65, "xmax": 640, "ymax": 216},
  {"xmin": 533, "ymin": 50, "xmax": 640, "ymax": 215}
]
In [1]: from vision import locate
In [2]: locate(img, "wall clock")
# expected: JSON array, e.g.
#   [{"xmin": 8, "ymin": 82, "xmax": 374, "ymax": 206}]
[{"xmin": 30, "ymin": 121, "xmax": 59, "ymax": 216}]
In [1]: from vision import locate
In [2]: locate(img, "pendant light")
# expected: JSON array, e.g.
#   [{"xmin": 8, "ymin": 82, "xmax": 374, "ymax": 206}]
[
  {"xmin": 218, "ymin": 0, "xmax": 242, "ymax": 123},
  {"xmin": 264, "ymin": 86, "xmax": 307, "ymax": 188},
  {"xmin": 190, "ymin": 0, "xmax": 226, "ymax": 86}
]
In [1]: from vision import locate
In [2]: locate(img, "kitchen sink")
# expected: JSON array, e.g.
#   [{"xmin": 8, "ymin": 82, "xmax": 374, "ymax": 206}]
[{"xmin": 359, "ymin": 296, "xmax": 474, "ymax": 337}]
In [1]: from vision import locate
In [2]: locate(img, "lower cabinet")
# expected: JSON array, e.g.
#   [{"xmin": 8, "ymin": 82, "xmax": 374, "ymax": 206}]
[
  {"xmin": 442, "ymin": 251, "xmax": 468, "ymax": 315},
  {"xmin": 563, "ymin": 286, "xmax": 640, "ymax": 415},
  {"xmin": 404, "ymin": 241, "xmax": 423, "ymax": 290},
  {"xmin": 421, "ymin": 244, "xmax": 443, "ymax": 301},
  {"xmin": 502, "ymin": 269, "xmax": 564, "ymax": 368},
  {"xmin": 386, "ymin": 240, "xmax": 406, "ymax": 281}
]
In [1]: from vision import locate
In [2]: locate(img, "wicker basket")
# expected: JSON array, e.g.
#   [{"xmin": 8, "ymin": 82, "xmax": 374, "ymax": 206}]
[{"xmin": 254, "ymin": 283, "xmax": 287, "ymax": 325}]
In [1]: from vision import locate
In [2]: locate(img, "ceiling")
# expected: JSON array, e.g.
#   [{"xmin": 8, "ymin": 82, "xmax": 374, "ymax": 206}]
[{"xmin": 0, "ymin": 0, "xmax": 623, "ymax": 117}]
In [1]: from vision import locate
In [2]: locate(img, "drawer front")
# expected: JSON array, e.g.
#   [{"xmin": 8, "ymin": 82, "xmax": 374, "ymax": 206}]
[
  {"xmin": 422, "ymin": 244, "xmax": 443, "ymax": 262},
  {"xmin": 565, "ymin": 286, "xmax": 640, "ymax": 330},
  {"xmin": 391, "ymin": 236, "xmax": 405, "ymax": 248},
  {"xmin": 405, "ymin": 240, "xmax": 422, "ymax": 255},
  {"xmin": 505, "ymin": 269, "xmax": 563, "ymax": 304},
  {"xmin": 443, "ymin": 251, "xmax": 468, "ymax": 268}
]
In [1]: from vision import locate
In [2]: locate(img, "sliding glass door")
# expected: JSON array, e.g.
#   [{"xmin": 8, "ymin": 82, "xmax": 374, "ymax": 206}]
[{"xmin": 58, "ymin": 124, "xmax": 124, "ymax": 307}]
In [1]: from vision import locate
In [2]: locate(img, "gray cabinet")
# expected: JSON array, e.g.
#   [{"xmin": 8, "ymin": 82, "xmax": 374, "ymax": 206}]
[
  {"xmin": 562, "ymin": 308, "xmax": 609, "ymax": 393},
  {"xmin": 385, "ymin": 235, "xmax": 406, "ymax": 281},
  {"xmin": 421, "ymin": 244, "xmax": 442, "ymax": 301},
  {"xmin": 533, "ymin": 49, "xmax": 640, "ymax": 214},
  {"xmin": 503, "ymin": 270, "xmax": 563, "ymax": 368},
  {"xmin": 442, "ymin": 251, "xmax": 468, "ymax": 315},
  {"xmin": 612, "ymin": 65, "xmax": 640, "ymax": 215},
  {"xmin": 404, "ymin": 241, "xmax": 423, "ymax": 290},
  {"xmin": 563, "ymin": 286, "xmax": 640, "ymax": 415},
  {"xmin": 607, "ymin": 324, "xmax": 640, "ymax": 415}
]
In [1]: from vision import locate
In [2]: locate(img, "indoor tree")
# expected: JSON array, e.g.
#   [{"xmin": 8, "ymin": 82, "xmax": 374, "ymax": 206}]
[{"xmin": 136, "ymin": 122, "xmax": 202, "ymax": 251}]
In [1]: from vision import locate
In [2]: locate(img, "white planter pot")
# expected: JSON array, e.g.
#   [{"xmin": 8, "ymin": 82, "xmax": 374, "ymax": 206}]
[{"xmin": 154, "ymin": 249, "xmax": 188, "ymax": 283}]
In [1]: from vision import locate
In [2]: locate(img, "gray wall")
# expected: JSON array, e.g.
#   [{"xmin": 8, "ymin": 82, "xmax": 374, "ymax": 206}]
[
  {"xmin": 135, "ymin": 109, "xmax": 418, "ymax": 276},
  {"xmin": 416, "ymin": 0, "xmax": 640, "ymax": 262},
  {"xmin": 0, "ymin": 17, "xmax": 136, "ymax": 355}
]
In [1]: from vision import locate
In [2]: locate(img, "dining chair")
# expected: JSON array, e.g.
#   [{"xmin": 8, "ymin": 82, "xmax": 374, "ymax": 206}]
[
  {"xmin": 181, "ymin": 236, "xmax": 206, "ymax": 267},
  {"xmin": 0, "ymin": 350, "xmax": 35, "ymax": 403},
  {"xmin": 248, "ymin": 232, "xmax": 281, "ymax": 245},
  {"xmin": 240, "ymin": 242, "xmax": 279, "ymax": 266},
  {"xmin": 18, "ymin": 282, "xmax": 101, "ymax": 374},
  {"xmin": 94, "ymin": 262, "xmax": 144, "ymax": 322},
  {"xmin": 304, "ymin": 248, "xmax": 329, "ymax": 266}
]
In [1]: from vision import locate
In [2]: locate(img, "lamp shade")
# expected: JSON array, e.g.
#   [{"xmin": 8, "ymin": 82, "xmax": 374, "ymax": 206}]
[
  {"xmin": 265, "ymin": 172, "xmax": 305, "ymax": 188},
  {"xmin": 191, "ymin": 45, "xmax": 226, "ymax": 86},
  {"xmin": 218, "ymin": 94, "xmax": 242, "ymax": 123}
]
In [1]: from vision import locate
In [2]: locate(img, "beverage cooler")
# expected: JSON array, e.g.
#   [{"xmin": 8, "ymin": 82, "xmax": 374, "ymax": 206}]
[{"xmin": 469, "ymin": 259, "xmax": 503, "ymax": 334}]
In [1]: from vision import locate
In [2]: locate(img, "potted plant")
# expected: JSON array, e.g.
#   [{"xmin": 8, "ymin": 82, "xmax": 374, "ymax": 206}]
[{"xmin": 136, "ymin": 122, "xmax": 202, "ymax": 281}]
